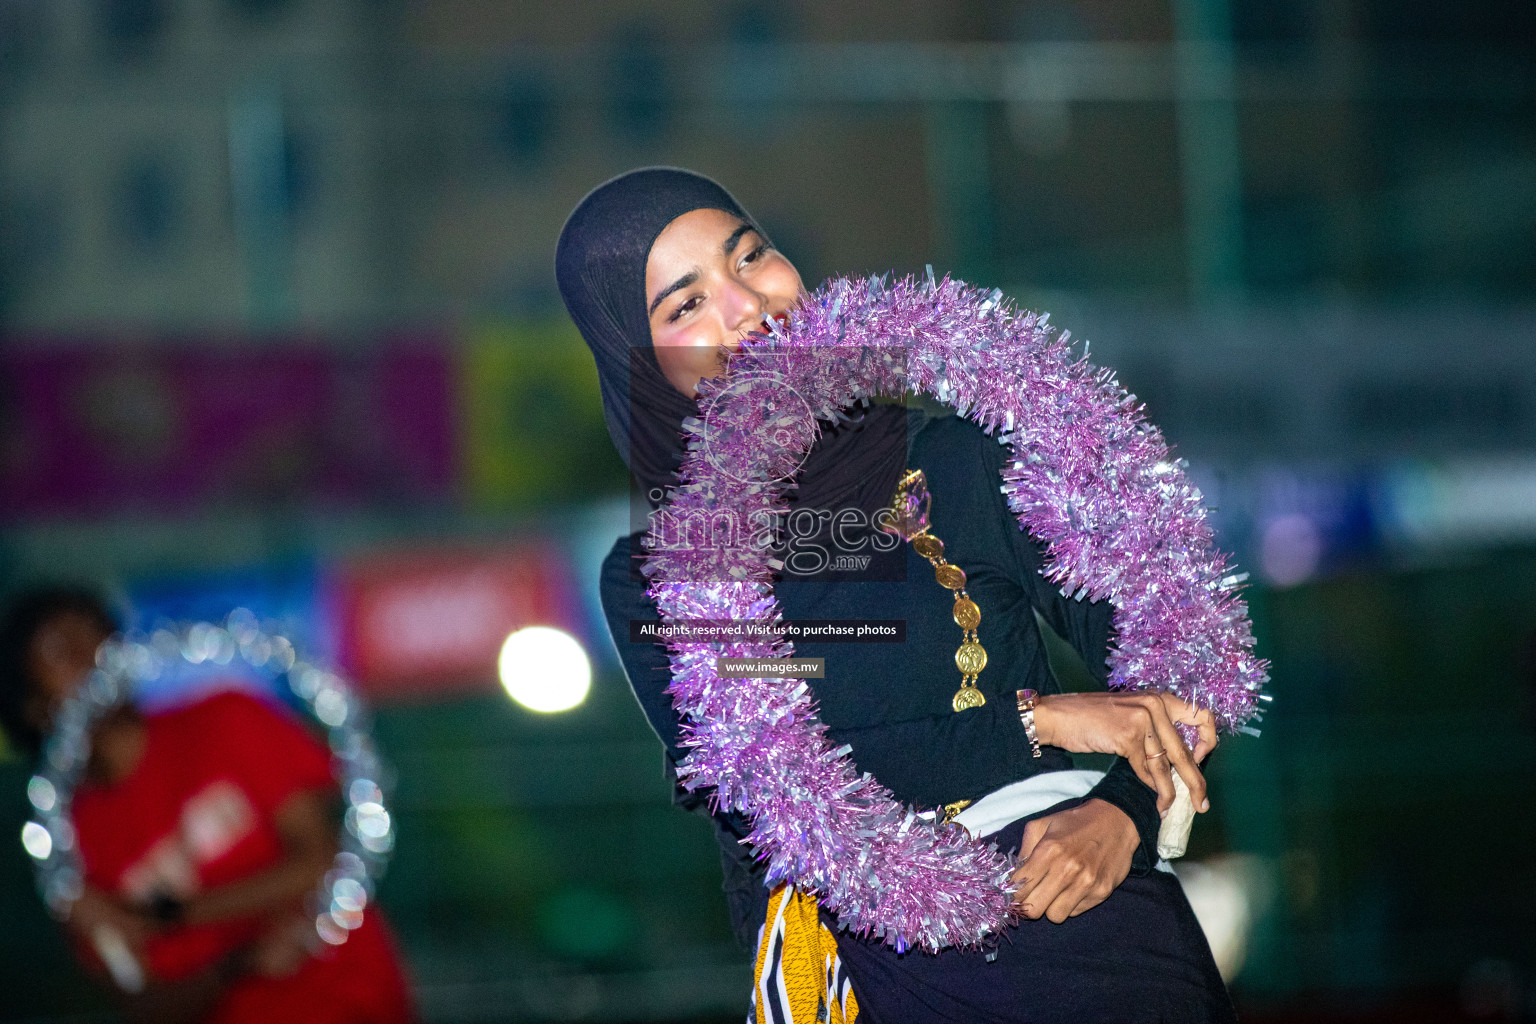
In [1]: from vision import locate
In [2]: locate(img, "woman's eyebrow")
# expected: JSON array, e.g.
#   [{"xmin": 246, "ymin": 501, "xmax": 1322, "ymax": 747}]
[
  {"xmin": 649, "ymin": 270, "xmax": 699, "ymax": 316},
  {"xmin": 722, "ymin": 223, "xmax": 754, "ymax": 255}
]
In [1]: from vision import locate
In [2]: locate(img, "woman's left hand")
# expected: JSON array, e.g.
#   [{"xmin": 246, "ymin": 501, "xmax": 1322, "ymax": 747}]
[
  {"xmin": 1031, "ymin": 691, "xmax": 1207, "ymax": 815},
  {"xmin": 1009, "ymin": 799, "xmax": 1139, "ymax": 924}
]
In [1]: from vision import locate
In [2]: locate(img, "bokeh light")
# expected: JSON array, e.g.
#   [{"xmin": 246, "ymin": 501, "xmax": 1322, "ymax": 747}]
[
  {"xmin": 497, "ymin": 626, "xmax": 591, "ymax": 713},
  {"xmin": 1259, "ymin": 513, "xmax": 1322, "ymax": 588},
  {"xmin": 20, "ymin": 822, "xmax": 52, "ymax": 861}
]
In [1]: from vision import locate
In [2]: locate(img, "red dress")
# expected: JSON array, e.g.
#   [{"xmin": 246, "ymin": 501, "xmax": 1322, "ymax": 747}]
[{"xmin": 72, "ymin": 689, "xmax": 415, "ymax": 1024}]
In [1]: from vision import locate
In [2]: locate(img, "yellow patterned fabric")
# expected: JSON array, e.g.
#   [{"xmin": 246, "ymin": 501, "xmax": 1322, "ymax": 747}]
[{"xmin": 749, "ymin": 883, "xmax": 859, "ymax": 1024}]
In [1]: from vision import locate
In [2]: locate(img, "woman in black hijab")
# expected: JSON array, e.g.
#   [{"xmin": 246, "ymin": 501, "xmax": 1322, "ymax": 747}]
[
  {"xmin": 560, "ymin": 167, "xmax": 1234, "ymax": 1024},
  {"xmin": 556, "ymin": 166, "xmax": 911, "ymax": 523}
]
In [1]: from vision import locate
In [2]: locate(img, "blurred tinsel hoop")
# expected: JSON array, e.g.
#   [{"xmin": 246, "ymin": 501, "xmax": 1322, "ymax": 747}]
[
  {"xmin": 642, "ymin": 270, "xmax": 1272, "ymax": 953},
  {"xmin": 20, "ymin": 610, "xmax": 395, "ymax": 951}
]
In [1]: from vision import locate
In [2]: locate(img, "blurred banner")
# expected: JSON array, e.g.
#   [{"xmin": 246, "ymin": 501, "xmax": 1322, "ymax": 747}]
[
  {"xmin": 331, "ymin": 541, "xmax": 581, "ymax": 698},
  {"xmin": 0, "ymin": 339, "xmax": 454, "ymax": 516},
  {"xmin": 110, "ymin": 540, "xmax": 586, "ymax": 704},
  {"xmin": 461, "ymin": 320, "xmax": 620, "ymax": 508},
  {"xmin": 1196, "ymin": 456, "xmax": 1536, "ymax": 589}
]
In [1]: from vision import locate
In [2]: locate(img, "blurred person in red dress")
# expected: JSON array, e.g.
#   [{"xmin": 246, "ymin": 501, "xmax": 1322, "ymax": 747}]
[{"xmin": 1, "ymin": 588, "xmax": 417, "ymax": 1024}]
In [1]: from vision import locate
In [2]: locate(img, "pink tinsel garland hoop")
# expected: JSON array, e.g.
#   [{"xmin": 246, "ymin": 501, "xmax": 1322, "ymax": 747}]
[{"xmin": 641, "ymin": 271, "xmax": 1270, "ymax": 952}]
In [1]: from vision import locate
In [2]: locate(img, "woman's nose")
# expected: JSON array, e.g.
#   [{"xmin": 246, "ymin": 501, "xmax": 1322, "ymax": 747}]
[{"xmin": 721, "ymin": 281, "xmax": 768, "ymax": 345}]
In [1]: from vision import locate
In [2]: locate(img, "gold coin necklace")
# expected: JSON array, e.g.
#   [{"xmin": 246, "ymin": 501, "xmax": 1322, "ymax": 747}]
[{"xmin": 886, "ymin": 468, "xmax": 988, "ymax": 712}]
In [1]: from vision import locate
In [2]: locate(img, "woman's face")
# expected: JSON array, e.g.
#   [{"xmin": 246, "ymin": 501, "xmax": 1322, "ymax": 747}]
[
  {"xmin": 645, "ymin": 207, "xmax": 804, "ymax": 397},
  {"xmin": 23, "ymin": 611, "xmax": 110, "ymax": 734}
]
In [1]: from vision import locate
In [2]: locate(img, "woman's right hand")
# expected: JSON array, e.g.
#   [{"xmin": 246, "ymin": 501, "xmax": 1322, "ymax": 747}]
[{"xmin": 1032, "ymin": 691, "xmax": 1209, "ymax": 816}]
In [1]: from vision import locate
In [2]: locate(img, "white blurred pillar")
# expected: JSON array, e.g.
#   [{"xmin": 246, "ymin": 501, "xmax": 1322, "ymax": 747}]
[{"xmin": 228, "ymin": 83, "xmax": 293, "ymax": 329}]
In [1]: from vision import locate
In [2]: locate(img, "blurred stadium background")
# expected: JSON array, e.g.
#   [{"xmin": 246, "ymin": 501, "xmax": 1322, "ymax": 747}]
[{"xmin": 1, "ymin": 1, "xmax": 1533, "ymax": 1021}]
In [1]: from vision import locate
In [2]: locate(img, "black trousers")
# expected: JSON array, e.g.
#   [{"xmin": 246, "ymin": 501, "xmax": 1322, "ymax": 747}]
[{"xmin": 831, "ymin": 814, "xmax": 1239, "ymax": 1024}]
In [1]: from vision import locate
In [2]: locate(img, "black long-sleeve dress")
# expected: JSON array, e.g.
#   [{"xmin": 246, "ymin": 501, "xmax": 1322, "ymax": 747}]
[{"xmin": 600, "ymin": 410, "xmax": 1235, "ymax": 1023}]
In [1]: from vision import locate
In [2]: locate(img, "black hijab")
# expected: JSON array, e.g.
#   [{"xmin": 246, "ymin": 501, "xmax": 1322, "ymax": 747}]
[{"xmin": 555, "ymin": 166, "xmax": 910, "ymax": 522}]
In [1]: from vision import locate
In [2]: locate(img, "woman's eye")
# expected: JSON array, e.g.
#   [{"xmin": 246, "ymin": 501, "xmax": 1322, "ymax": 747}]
[
  {"xmin": 740, "ymin": 243, "xmax": 769, "ymax": 269},
  {"xmin": 668, "ymin": 295, "xmax": 702, "ymax": 323}
]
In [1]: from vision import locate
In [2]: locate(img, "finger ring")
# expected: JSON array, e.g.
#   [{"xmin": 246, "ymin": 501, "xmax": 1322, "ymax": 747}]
[{"xmin": 1147, "ymin": 749, "xmax": 1168, "ymax": 760}]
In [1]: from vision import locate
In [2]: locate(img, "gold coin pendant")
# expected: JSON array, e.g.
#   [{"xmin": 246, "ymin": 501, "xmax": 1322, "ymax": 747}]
[
  {"xmin": 955, "ymin": 640, "xmax": 988, "ymax": 675},
  {"xmin": 952, "ymin": 684, "xmax": 987, "ymax": 712},
  {"xmin": 934, "ymin": 564, "xmax": 967, "ymax": 590},
  {"xmin": 952, "ymin": 596, "xmax": 980, "ymax": 630},
  {"xmin": 912, "ymin": 534, "xmax": 944, "ymax": 560}
]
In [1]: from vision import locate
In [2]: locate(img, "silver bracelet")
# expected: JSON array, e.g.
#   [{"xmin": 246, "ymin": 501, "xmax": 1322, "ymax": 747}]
[{"xmin": 1016, "ymin": 688, "xmax": 1042, "ymax": 758}]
